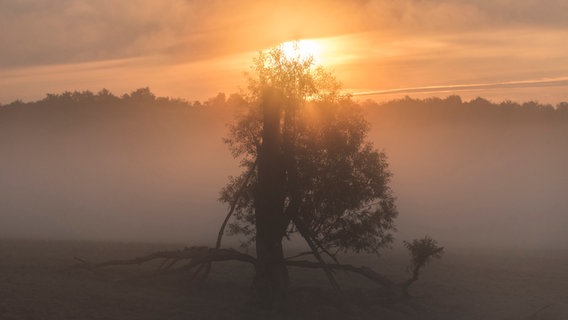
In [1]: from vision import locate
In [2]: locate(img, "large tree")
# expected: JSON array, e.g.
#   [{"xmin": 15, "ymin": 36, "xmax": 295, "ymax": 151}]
[
  {"xmin": 219, "ymin": 44, "xmax": 397, "ymax": 301},
  {"xmin": 79, "ymin": 45, "xmax": 443, "ymax": 310}
]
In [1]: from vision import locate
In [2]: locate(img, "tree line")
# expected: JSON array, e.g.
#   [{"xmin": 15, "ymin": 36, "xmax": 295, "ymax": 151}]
[{"xmin": 3, "ymin": 89, "xmax": 567, "ymax": 126}]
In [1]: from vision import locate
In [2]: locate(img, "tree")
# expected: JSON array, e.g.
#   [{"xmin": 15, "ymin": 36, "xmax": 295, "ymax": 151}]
[
  {"xmin": 76, "ymin": 44, "xmax": 443, "ymax": 313},
  {"xmin": 219, "ymin": 44, "xmax": 397, "ymax": 302}
]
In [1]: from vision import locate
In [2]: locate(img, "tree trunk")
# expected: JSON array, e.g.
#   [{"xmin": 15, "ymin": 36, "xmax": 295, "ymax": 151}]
[{"xmin": 253, "ymin": 88, "xmax": 289, "ymax": 304}]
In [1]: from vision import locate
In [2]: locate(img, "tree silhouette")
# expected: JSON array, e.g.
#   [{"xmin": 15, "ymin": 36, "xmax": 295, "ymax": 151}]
[
  {"xmin": 72, "ymin": 45, "xmax": 445, "ymax": 311},
  {"xmin": 219, "ymin": 44, "xmax": 397, "ymax": 301},
  {"xmin": 401, "ymin": 237, "xmax": 444, "ymax": 296}
]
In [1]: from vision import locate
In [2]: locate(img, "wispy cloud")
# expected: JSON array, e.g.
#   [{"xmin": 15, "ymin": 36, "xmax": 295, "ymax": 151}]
[{"xmin": 353, "ymin": 77, "xmax": 568, "ymax": 96}]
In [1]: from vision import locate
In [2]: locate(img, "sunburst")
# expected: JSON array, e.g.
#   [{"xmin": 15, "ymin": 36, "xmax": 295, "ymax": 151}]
[{"xmin": 280, "ymin": 40, "xmax": 321, "ymax": 62}]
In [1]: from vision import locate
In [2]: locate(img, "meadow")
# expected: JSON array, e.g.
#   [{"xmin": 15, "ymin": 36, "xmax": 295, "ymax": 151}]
[{"xmin": 1, "ymin": 239, "xmax": 566, "ymax": 319}]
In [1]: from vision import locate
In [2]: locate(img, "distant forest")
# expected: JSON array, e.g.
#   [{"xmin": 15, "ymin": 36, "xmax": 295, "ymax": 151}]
[
  {"xmin": 1, "ymin": 88, "xmax": 567, "ymax": 246},
  {"xmin": 2, "ymin": 87, "xmax": 568, "ymax": 110},
  {"xmin": 2, "ymin": 88, "xmax": 567, "ymax": 123}
]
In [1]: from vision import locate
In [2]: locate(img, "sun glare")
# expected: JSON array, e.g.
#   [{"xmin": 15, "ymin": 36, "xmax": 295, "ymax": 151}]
[{"xmin": 281, "ymin": 40, "xmax": 322, "ymax": 63}]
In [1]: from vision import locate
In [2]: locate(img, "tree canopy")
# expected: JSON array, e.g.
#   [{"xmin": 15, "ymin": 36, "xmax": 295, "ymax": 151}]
[{"xmin": 220, "ymin": 44, "xmax": 398, "ymax": 261}]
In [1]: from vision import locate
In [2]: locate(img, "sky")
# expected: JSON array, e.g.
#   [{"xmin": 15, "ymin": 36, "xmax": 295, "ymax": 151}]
[
  {"xmin": 1, "ymin": 0, "xmax": 567, "ymax": 249},
  {"xmin": 1, "ymin": 0, "xmax": 568, "ymax": 104}
]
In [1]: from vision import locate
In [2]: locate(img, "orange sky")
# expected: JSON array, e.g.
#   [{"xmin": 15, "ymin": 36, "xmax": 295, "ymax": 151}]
[{"xmin": 1, "ymin": 0, "xmax": 568, "ymax": 104}]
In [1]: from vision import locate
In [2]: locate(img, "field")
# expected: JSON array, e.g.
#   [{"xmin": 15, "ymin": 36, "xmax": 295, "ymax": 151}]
[{"xmin": 0, "ymin": 239, "xmax": 566, "ymax": 319}]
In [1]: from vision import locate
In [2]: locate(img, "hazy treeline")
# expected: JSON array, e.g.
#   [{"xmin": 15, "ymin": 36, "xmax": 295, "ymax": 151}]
[
  {"xmin": 366, "ymin": 95, "xmax": 568, "ymax": 125},
  {"xmin": 1, "ymin": 89, "xmax": 566, "ymax": 249},
  {"xmin": 3, "ymin": 89, "xmax": 566, "ymax": 126},
  {"xmin": 363, "ymin": 95, "xmax": 568, "ymax": 249},
  {"xmin": 0, "ymin": 88, "xmax": 238, "ymax": 243},
  {"xmin": 3, "ymin": 89, "xmax": 566, "ymax": 125}
]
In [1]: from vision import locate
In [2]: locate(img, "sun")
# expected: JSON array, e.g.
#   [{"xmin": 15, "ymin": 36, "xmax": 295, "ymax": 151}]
[{"xmin": 281, "ymin": 40, "xmax": 321, "ymax": 62}]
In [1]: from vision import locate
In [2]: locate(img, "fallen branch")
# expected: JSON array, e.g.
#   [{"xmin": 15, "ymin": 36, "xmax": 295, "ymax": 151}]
[
  {"xmin": 73, "ymin": 247, "xmax": 258, "ymax": 276},
  {"xmin": 74, "ymin": 239, "xmax": 442, "ymax": 303},
  {"xmin": 74, "ymin": 246, "xmax": 400, "ymax": 295}
]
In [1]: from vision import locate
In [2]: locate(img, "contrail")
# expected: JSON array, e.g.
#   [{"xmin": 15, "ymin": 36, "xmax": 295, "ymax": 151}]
[{"xmin": 352, "ymin": 77, "xmax": 568, "ymax": 96}]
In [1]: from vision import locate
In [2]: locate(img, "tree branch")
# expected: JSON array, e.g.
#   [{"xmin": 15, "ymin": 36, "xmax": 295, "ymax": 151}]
[
  {"xmin": 74, "ymin": 246, "xmax": 400, "ymax": 295},
  {"xmin": 285, "ymin": 251, "xmax": 315, "ymax": 260},
  {"xmin": 215, "ymin": 160, "xmax": 258, "ymax": 250},
  {"xmin": 293, "ymin": 217, "xmax": 342, "ymax": 293},
  {"xmin": 285, "ymin": 259, "xmax": 400, "ymax": 295},
  {"xmin": 74, "ymin": 247, "xmax": 258, "ymax": 271}
]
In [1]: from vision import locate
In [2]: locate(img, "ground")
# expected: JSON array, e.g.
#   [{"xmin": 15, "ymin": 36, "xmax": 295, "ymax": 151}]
[{"xmin": 0, "ymin": 239, "xmax": 566, "ymax": 319}]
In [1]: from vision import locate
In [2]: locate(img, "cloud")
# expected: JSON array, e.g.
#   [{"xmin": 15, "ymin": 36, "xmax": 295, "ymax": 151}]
[
  {"xmin": 352, "ymin": 77, "xmax": 568, "ymax": 97},
  {"xmin": 0, "ymin": 0, "xmax": 198, "ymax": 67},
  {"xmin": 1, "ymin": 0, "xmax": 567, "ymax": 69},
  {"xmin": 1, "ymin": 0, "xmax": 567, "ymax": 104},
  {"xmin": 355, "ymin": 0, "xmax": 568, "ymax": 32}
]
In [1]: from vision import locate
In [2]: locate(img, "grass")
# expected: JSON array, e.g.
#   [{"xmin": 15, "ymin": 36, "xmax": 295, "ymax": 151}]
[{"xmin": 0, "ymin": 239, "xmax": 566, "ymax": 319}]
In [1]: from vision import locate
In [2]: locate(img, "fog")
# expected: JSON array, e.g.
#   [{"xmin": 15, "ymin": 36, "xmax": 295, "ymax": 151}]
[
  {"xmin": 1, "ymin": 93, "xmax": 566, "ymax": 250},
  {"xmin": 0, "ymin": 94, "xmax": 237, "ymax": 244},
  {"xmin": 365, "ymin": 98, "xmax": 568, "ymax": 250}
]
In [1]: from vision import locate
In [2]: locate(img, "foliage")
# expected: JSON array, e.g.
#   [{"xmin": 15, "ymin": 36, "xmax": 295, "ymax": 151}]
[
  {"xmin": 403, "ymin": 236, "xmax": 444, "ymax": 272},
  {"xmin": 245, "ymin": 45, "xmax": 342, "ymax": 104},
  {"xmin": 221, "ymin": 44, "xmax": 398, "ymax": 255}
]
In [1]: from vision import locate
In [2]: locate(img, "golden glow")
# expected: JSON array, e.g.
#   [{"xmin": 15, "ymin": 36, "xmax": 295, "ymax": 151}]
[{"xmin": 281, "ymin": 40, "xmax": 322, "ymax": 63}]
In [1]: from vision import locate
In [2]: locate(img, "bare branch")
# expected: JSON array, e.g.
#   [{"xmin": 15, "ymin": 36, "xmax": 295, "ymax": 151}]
[
  {"xmin": 74, "ymin": 247, "xmax": 258, "ymax": 271},
  {"xmin": 215, "ymin": 160, "xmax": 258, "ymax": 250},
  {"xmin": 293, "ymin": 217, "xmax": 342, "ymax": 292},
  {"xmin": 285, "ymin": 259, "xmax": 399, "ymax": 295},
  {"xmin": 285, "ymin": 251, "xmax": 315, "ymax": 260}
]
